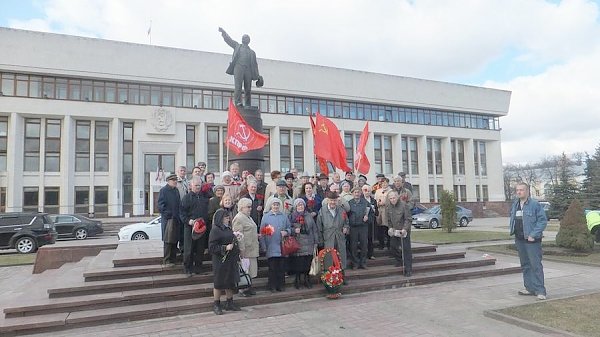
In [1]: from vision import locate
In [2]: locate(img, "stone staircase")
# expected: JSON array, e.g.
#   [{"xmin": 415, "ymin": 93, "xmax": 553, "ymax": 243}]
[{"xmin": 0, "ymin": 240, "xmax": 521, "ymax": 335}]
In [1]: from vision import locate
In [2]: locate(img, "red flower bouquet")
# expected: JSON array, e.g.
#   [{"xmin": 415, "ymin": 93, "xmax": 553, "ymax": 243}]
[
  {"xmin": 260, "ymin": 224, "xmax": 275, "ymax": 236},
  {"xmin": 342, "ymin": 212, "xmax": 348, "ymax": 221},
  {"xmin": 297, "ymin": 215, "xmax": 305, "ymax": 225},
  {"xmin": 307, "ymin": 199, "xmax": 316, "ymax": 209},
  {"xmin": 256, "ymin": 193, "xmax": 265, "ymax": 200}
]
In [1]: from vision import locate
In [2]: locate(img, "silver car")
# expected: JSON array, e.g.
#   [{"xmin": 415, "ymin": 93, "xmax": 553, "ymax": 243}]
[{"xmin": 412, "ymin": 205, "xmax": 473, "ymax": 229}]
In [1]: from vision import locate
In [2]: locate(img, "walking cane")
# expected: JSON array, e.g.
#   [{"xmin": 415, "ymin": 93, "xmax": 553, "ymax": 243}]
[{"xmin": 399, "ymin": 230, "xmax": 406, "ymax": 275}]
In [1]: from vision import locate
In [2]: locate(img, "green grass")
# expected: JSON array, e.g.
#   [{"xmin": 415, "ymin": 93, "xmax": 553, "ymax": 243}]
[
  {"xmin": 470, "ymin": 242, "xmax": 600, "ymax": 266},
  {"xmin": 411, "ymin": 230, "xmax": 511, "ymax": 245},
  {"xmin": 0, "ymin": 253, "xmax": 36, "ymax": 266},
  {"xmin": 497, "ymin": 292, "xmax": 600, "ymax": 336}
]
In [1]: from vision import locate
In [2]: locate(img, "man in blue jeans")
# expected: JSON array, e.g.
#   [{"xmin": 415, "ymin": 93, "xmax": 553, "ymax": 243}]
[{"xmin": 509, "ymin": 182, "xmax": 548, "ymax": 300}]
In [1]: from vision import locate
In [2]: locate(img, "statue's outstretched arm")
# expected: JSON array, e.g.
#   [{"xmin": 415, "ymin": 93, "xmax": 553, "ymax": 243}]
[{"xmin": 218, "ymin": 27, "xmax": 237, "ymax": 49}]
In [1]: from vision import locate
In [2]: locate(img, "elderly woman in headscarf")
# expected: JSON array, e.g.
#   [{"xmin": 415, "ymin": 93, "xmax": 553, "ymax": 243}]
[
  {"xmin": 289, "ymin": 198, "xmax": 319, "ymax": 289},
  {"xmin": 232, "ymin": 198, "xmax": 259, "ymax": 297},
  {"xmin": 339, "ymin": 181, "xmax": 353, "ymax": 202},
  {"xmin": 208, "ymin": 185, "xmax": 225, "ymax": 228},
  {"xmin": 259, "ymin": 196, "xmax": 291, "ymax": 292},
  {"xmin": 208, "ymin": 208, "xmax": 241, "ymax": 315}
]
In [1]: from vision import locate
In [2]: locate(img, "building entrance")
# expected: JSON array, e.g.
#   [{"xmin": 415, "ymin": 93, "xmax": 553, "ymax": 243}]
[{"xmin": 144, "ymin": 154, "xmax": 175, "ymax": 214}]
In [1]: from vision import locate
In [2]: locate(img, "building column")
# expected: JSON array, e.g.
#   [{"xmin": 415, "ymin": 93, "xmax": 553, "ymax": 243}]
[
  {"xmin": 486, "ymin": 140, "xmax": 504, "ymax": 202},
  {"xmin": 133, "ymin": 120, "xmax": 146, "ymax": 216},
  {"xmin": 108, "ymin": 118, "xmax": 122, "ymax": 216},
  {"xmin": 417, "ymin": 135, "xmax": 428, "ymax": 203},
  {"xmin": 441, "ymin": 137, "xmax": 453, "ymax": 193},
  {"xmin": 303, "ymin": 128, "xmax": 314, "ymax": 175},
  {"xmin": 270, "ymin": 126, "xmax": 281, "ymax": 178},
  {"xmin": 464, "ymin": 139, "xmax": 477, "ymax": 202},
  {"xmin": 6, "ymin": 113, "xmax": 23, "ymax": 211},
  {"xmin": 59, "ymin": 115, "xmax": 75, "ymax": 214},
  {"xmin": 393, "ymin": 133, "xmax": 402, "ymax": 176},
  {"xmin": 365, "ymin": 130, "xmax": 376, "ymax": 182},
  {"xmin": 196, "ymin": 122, "xmax": 206, "ymax": 165}
]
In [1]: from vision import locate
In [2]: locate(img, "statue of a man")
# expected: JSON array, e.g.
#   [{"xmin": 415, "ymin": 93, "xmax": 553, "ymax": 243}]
[{"xmin": 218, "ymin": 27, "xmax": 263, "ymax": 107}]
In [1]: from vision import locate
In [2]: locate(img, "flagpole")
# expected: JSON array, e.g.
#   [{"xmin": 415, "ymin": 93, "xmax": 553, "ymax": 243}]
[{"xmin": 148, "ymin": 20, "xmax": 152, "ymax": 45}]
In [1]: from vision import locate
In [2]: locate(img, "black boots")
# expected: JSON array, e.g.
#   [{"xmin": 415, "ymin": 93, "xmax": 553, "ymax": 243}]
[
  {"xmin": 294, "ymin": 274, "xmax": 301, "ymax": 289},
  {"xmin": 224, "ymin": 298, "xmax": 241, "ymax": 311},
  {"xmin": 213, "ymin": 300, "xmax": 223, "ymax": 315},
  {"xmin": 304, "ymin": 274, "xmax": 312, "ymax": 288}
]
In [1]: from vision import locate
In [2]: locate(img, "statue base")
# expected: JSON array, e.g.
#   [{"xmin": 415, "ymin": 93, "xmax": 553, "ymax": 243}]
[{"xmin": 228, "ymin": 105, "xmax": 265, "ymax": 174}]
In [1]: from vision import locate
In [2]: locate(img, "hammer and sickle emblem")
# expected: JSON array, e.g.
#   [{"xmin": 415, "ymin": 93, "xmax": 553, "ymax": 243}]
[
  {"xmin": 236, "ymin": 124, "xmax": 251, "ymax": 141},
  {"xmin": 318, "ymin": 123, "xmax": 328, "ymax": 135}
]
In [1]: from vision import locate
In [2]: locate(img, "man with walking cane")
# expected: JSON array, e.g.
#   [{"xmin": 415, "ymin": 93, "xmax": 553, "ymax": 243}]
[{"xmin": 386, "ymin": 190, "xmax": 413, "ymax": 277}]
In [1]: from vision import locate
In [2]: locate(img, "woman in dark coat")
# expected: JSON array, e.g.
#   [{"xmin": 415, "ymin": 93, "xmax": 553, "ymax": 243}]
[
  {"xmin": 208, "ymin": 209, "xmax": 241, "ymax": 315},
  {"xmin": 289, "ymin": 198, "xmax": 319, "ymax": 289}
]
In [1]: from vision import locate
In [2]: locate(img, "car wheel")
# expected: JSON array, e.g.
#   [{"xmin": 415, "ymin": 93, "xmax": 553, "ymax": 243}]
[
  {"xmin": 131, "ymin": 231, "xmax": 149, "ymax": 240},
  {"xmin": 75, "ymin": 228, "xmax": 88, "ymax": 240},
  {"xmin": 15, "ymin": 236, "xmax": 37, "ymax": 254},
  {"xmin": 459, "ymin": 217, "xmax": 469, "ymax": 227},
  {"xmin": 429, "ymin": 219, "xmax": 439, "ymax": 229}
]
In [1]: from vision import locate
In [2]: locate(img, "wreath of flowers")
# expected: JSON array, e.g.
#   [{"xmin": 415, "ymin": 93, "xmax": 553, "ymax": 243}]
[{"xmin": 318, "ymin": 248, "xmax": 344, "ymax": 289}]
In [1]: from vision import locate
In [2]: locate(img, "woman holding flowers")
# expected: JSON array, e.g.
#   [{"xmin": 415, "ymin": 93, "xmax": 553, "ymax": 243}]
[
  {"xmin": 299, "ymin": 182, "xmax": 322, "ymax": 221},
  {"xmin": 259, "ymin": 196, "xmax": 291, "ymax": 292},
  {"xmin": 289, "ymin": 198, "xmax": 319, "ymax": 289},
  {"xmin": 208, "ymin": 209, "xmax": 241, "ymax": 315}
]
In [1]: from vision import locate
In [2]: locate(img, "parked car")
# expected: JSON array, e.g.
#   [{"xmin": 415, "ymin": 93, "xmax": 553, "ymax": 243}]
[
  {"xmin": 49, "ymin": 214, "xmax": 103, "ymax": 240},
  {"xmin": 411, "ymin": 203, "xmax": 428, "ymax": 216},
  {"xmin": 118, "ymin": 216, "xmax": 162, "ymax": 241},
  {"xmin": 0, "ymin": 213, "xmax": 58, "ymax": 253},
  {"xmin": 539, "ymin": 201, "xmax": 551, "ymax": 218},
  {"xmin": 412, "ymin": 205, "xmax": 474, "ymax": 229}
]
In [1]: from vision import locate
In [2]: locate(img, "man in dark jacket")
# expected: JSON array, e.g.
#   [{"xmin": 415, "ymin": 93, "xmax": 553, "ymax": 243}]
[
  {"xmin": 348, "ymin": 187, "xmax": 370, "ymax": 269},
  {"xmin": 158, "ymin": 174, "xmax": 181, "ymax": 266},
  {"xmin": 180, "ymin": 177, "xmax": 210, "ymax": 276},
  {"xmin": 362, "ymin": 184, "xmax": 378, "ymax": 260},
  {"xmin": 240, "ymin": 180, "xmax": 263, "ymax": 227}
]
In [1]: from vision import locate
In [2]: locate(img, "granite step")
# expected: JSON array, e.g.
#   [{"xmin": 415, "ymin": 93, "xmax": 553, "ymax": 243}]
[
  {"xmin": 85, "ymin": 250, "xmax": 466, "ymax": 282},
  {"xmin": 47, "ymin": 257, "xmax": 490, "ymax": 298},
  {"xmin": 0, "ymin": 263, "xmax": 521, "ymax": 335},
  {"xmin": 111, "ymin": 243, "xmax": 438, "ymax": 267}
]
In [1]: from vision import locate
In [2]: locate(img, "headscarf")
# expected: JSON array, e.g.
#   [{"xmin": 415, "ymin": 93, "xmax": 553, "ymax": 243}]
[
  {"xmin": 264, "ymin": 196, "xmax": 282, "ymax": 214},
  {"xmin": 213, "ymin": 208, "xmax": 232, "ymax": 228}
]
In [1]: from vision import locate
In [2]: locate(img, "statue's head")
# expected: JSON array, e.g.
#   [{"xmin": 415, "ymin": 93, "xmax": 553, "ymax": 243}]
[{"xmin": 242, "ymin": 34, "xmax": 250, "ymax": 45}]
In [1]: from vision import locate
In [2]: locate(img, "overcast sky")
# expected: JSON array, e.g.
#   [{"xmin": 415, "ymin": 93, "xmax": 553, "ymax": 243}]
[{"xmin": 2, "ymin": 0, "xmax": 600, "ymax": 164}]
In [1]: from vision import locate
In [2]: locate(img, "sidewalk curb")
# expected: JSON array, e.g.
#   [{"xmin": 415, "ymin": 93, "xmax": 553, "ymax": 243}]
[{"xmin": 483, "ymin": 309, "xmax": 581, "ymax": 337}]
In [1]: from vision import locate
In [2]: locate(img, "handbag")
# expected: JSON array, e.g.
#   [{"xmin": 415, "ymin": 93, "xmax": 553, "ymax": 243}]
[
  {"xmin": 237, "ymin": 262, "xmax": 252, "ymax": 289},
  {"xmin": 309, "ymin": 247, "xmax": 321, "ymax": 276},
  {"xmin": 281, "ymin": 236, "xmax": 301, "ymax": 256}
]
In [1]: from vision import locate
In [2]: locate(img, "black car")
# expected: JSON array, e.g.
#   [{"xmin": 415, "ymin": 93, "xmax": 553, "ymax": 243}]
[
  {"xmin": 0, "ymin": 213, "xmax": 58, "ymax": 253},
  {"xmin": 49, "ymin": 214, "xmax": 104, "ymax": 240}
]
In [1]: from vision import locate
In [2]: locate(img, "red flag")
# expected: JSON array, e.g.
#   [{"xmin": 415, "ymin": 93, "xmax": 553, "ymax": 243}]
[
  {"xmin": 313, "ymin": 112, "xmax": 352, "ymax": 172},
  {"xmin": 309, "ymin": 114, "xmax": 329, "ymax": 175},
  {"xmin": 226, "ymin": 100, "xmax": 269, "ymax": 155},
  {"xmin": 354, "ymin": 122, "xmax": 371, "ymax": 174}
]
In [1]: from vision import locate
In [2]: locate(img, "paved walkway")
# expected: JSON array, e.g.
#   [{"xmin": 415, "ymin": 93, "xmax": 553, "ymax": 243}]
[{"xmin": 1, "ymin": 248, "xmax": 595, "ymax": 337}]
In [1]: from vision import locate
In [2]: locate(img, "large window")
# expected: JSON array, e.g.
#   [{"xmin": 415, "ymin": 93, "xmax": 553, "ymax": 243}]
[
  {"xmin": 344, "ymin": 133, "xmax": 360, "ymax": 170},
  {"xmin": 45, "ymin": 119, "xmax": 61, "ymax": 172},
  {"xmin": 24, "ymin": 119, "xmax": 41, "ymax": 171},
  {"xmin": 293, "ymin": 130, "xmax": 304, "ymax": 171},
  {"xmin": 207, "ymin": 126, "xmax": 220, "ymax": 173},
  {"xmin": 94, "ymin": 186, "xmax": 109, "ymax": 216},
  {"xmin": 474, "ymin": 141, "xmax": 487, "ymax": 176},
  {"xmin": 186, "ymin": 125, "xmax": 195, "ymax": 171},
  {"xmin": 75, "ymin": 120, "xmax": 91, "ymax": 172},
  {"xmin": 0, "ymin": 117, "xmax": 7, "ymax": 171},
  {"xmin": 426, "ymin": 138, "xmax": 442, "ymax": 175},
  {"xmin": 44, "ymin": 187, "xmax": 60, "ymax": 214},
  {"xmin": 75, "ymin": 186, "xmax": 89, "ymax": 214},
  {"xmin": 280, "ymin": 130, "xmax": 291, "ymax": 172},
  {"xmin": 0, "ymin": 71, "xmax": 502, "ymax": 130},
  {"xmin": 451, "ymin": 139, "xmax": 465, "ymax": 175},
  {"xmin": 401, "ymin": 136, "xmax": 419, "ymax": 175},
  {"xmin": 23, "ymin": 187, "xmax": 39, "ymax": 212},
  {"xmin": 453, "ymin": 185, "xmax": 467, "ymax": 202},
  {"xmin": 95, "ymin": 121, "xmax": 109, "ymax": 171},
  {"xmin": 123, "ymin": 122, "xmax": 134, "ymax": 214},
  {"xmin": 383, "ymin": 135, "xmax": 392, "ymax": 174},
  {"xmin": 279, "ymin": 129, "xmax": 305, "ymax": 172}
]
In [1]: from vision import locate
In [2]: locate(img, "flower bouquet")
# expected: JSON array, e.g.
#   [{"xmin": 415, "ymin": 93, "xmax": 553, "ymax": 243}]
[
  {"xmin": 318, "ymin": 247, "xmax": 344, "ymax": 299},
  {"xmin": 260, "ymin": 224, "xmax": 275, "ymax": 236}
]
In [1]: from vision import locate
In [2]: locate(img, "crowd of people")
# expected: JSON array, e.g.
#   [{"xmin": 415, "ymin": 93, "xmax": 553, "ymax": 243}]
[{"xmin": 157, "ymin": 161, "xmax": 416, "ymax": 315}]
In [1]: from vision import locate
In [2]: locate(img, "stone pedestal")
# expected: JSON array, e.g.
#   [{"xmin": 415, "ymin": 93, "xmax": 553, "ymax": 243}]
[{"xmin": 228, "ymin": 105, "xmax": 265, "ymax": 173}]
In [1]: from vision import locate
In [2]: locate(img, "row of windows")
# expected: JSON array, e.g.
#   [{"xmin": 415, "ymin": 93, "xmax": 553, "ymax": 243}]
[
  {"xmin": 22, "ymin": 186, "xmax": 108, "ymax": 215},
  {"xmin": 0, "ymin": 72, "xmax": 501, "ymax": 130}
]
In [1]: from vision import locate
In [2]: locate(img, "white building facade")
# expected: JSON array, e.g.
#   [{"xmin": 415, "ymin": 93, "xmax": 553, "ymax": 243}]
[{"xmin": 0, "ymin": 28, "xmax": 510, "ymax": 216}]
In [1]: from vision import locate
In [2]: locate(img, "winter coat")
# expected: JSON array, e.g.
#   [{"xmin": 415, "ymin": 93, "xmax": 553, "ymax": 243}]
[
  {"xmin": 289, "ymin": 211, "xmax": 319, "ymax": 256},
  {"xmin": 386, "ymin": 200, "xmax": 412, "ymax": 232},
  {"xmin": 348, "ymin": 197, "xmax": 370, "ymax": 227},
  {"xmin": 317, "ymin": 205, "xmax": 349, "ymax": 268},
  {"xmin": 259, "ymin": 211, "xmax": 291, "ymax": 258},
  {"xmin": 179, "ymin": 190, "xmax": 210, "ymax": 240},
  {"xmin": 158, "ymin": 184, "xmax": 181, "ymax": 241},
  {"xmin": 301, "ymin": 194, "xmax": 323, "ymax": 218},
  {"xmin": 232, "ymin": 212, "xmax": 259, "ymax": 259},
  {"xmin": 240, "ymin": 193, "xmax": 264, "ymax": 226},
  {"xmin": 208, "ymin": 209, "xmax": 240, "ymax": 289}
]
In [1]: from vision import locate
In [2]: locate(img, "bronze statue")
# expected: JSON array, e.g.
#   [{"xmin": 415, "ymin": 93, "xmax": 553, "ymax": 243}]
[{"xmin": 218, "ymin": 27, "xmax": 263, "ymax": 107}]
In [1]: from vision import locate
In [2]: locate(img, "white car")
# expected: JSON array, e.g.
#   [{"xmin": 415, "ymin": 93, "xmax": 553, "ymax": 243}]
[{"xmin": 118, "ymin": 216, "xmax": 162, "ymax": 241}]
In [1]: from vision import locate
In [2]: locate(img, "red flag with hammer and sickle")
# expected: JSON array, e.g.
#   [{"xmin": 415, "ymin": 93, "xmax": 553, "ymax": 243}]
[{"xmin": 226, "ymin": 100, "xmax": 269, "ymax": 155}]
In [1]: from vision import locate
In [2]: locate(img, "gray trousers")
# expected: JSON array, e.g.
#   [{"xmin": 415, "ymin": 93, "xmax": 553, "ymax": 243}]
[
  {"xmin": 233, "ymin": 64, "xmax": 252, "ymax": 106},
  {"xmin": 350, "ymin": 226, "xmax": 368, "ymax": 267},
  {"xmin": 515, "ymin": 239, "xmax": 546, "ymax": 295}
]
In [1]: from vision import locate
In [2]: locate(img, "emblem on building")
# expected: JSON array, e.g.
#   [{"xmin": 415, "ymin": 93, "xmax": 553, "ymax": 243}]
[{"xmin": 151, "ymin": 108, "xmax": 173, "ymax": 133}]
